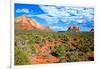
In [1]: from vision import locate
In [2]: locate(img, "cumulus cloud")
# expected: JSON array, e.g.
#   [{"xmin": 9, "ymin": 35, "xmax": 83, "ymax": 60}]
[
  {"xmin": 35, "ymin": 6, "xmax": 71, "ymax": 24},
  {"xmin": 40, "ymin": 6, "xmax": 71, "ymax": 17},
  {"xmin": 38, "ymin": 5, "xmax": 94, "ymax": 24},
  {"xmin": 16, "ymin": 8, "xmax": 30, "ymax": 13},
  {"xmin": 36, "ymin": 14, "xmax": 59, "ymax": 24},
  {"xmin": 76, "ymin": 19, "xmax": 86, "ymax": 23},
  {"xmin": 24, "ymin": 14, "xmax": 34, "ymax": 17},
  {"xmin": 49, "ymin": 26, "xmax": 66, "ymax": 31}
]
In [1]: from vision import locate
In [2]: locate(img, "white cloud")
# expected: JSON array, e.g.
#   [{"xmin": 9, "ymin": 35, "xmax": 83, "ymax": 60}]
[
  {"xmin": 16, "ymin": 8, "xmax": 30, "ymax": 13},
  {"xmin": 39, "ymin": 6, "xmax": 94, "ymax": 24},
  {"xmin": 40, "ymin": 6, "xmax": 59, "ymax": 16},
  {"xmin": 40, "ymin": 6, "xmax": 71, "ymax": 17},
  {"xmin": 50, "ymin": 26, "xmax": 66, "ymax": 31},
  {"xmin": 76, "ymin": 19, "xmax": 86, "ymax": 23},
  {"xmin": 24, "ymin": 14, "xmax": 34, "ymax": 17},
  {"xmin": 86, "ymin": 14, "xmax": 94, "ymax": 21},
  {"xmin": 36, "ymin": 14, "xmax": 59, "ymax": 24},
  {"xmin": 61, "ymin": 17, "xmax": 68, "ymax": 22},
  {"xmin": 35, "ymin": 6, "xmax": 71, "ymax": 24}
]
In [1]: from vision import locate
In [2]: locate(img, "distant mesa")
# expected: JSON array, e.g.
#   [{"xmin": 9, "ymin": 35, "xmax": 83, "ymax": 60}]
[
  {"xmin": 67, "ymin": 26, "xmax": 80, "ymax": 32},
  {"xmin": 15, "ymin": 16, "xmax": 53, "ymax": 32},
  {"xmin": 90, "ymin": 28, "xmax": 94, "ymax": 32}
]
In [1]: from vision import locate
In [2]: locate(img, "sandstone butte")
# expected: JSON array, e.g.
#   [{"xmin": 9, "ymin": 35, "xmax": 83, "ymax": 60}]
[
  {"xmin": 15, "ymin": 16, "xmax": 53, "ymax": 32},
  {"xmin": 67, "ymin": 26, "xmax": 80, "ymax": 32}
]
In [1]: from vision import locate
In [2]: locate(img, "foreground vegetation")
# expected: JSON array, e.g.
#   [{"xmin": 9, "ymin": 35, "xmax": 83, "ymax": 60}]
[{"xmin": 14, "ymin": 30, "xmax": 94, "ymax": 65}]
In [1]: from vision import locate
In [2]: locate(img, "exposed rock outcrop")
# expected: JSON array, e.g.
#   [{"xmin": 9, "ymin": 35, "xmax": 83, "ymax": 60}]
[
  {"xmin": 67, "ymin": 26, "xmax": 80, "ymax": 32},
  {"xmin": 15, "ymin": 16, "xmax": 53, "ymax": 32}
]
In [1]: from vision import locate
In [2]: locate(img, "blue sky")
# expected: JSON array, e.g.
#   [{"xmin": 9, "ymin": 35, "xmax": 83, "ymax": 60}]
[{"xmin": 15, "ymin": 3, "xmax": 94, "ymax": 32}]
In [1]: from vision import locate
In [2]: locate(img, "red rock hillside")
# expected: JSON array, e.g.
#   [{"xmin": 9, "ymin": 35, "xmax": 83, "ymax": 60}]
[
  {"xmin": 15, "ymin": 16, "xmax": 53, "ymax": 32},
  {"xmin": 67, "ymin": 26, "xmax": 80, "ymax": 32}
]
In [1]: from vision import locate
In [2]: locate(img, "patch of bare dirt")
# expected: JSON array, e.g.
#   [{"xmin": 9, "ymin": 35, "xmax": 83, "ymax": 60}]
[{"xmin": 31, "ymin": 40, "xmax": 60, "ymax": 64}]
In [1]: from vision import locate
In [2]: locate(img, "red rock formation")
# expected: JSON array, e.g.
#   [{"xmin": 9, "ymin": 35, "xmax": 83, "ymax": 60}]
[
  {"xmin": 67, "ymin": 26, "xmax": 80, "ymax": 32},
  {"xmin": 15, "ymin": 16, "xmax": 53, "ymax": 32}
]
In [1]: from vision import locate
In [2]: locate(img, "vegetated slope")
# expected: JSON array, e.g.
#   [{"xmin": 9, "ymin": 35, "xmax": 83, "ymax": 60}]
[{"xmin": 14, "ymin": 29, "xmax": 94, "ymax": 65}]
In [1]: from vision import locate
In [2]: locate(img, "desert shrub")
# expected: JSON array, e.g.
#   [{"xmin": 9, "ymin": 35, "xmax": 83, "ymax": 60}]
[
  {"xmin": 77, "ymin": 36, "xmax": 94, "ymax": 53},
  {"xmin": 66, "ymin": 51, "xmax": 81, "ymax": 62},
  {"xmin": 77, "ymin": 45, "xmax": 89, "ymax": 53},
  {"xmin": 28, "ymin": 45, "xmax": 36, "ymax": 54},
  {"xmin": 14, "ymin": 48, "xmax": 31, "ymax": 65},
  {"xmin": 69, "ymin": 52, "xmax": 79, "ymax": 62},
  {"xmin": 51, "ymin": 45, "xmax": 67, "ymax": 62},
  {"xmin": 32, "ymin": 35, "xmax": 45, "ymax": 43}
]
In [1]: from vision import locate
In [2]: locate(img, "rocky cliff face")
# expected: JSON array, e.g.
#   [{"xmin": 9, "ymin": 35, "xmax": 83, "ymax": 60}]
[
  {"xmin": 15, "ymin": 16, "xmax": 53, "ymax": 32},
  {"xmin": 67, "ymin": 26, "xmax": 80, "ymax": 32}
]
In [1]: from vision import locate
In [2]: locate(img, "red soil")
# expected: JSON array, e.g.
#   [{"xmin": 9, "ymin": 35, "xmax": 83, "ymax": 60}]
[
  {"xmin": 31, "ymin": 40, "xmax": 60, "ymax": 64},
  {"xmin": 31, "ymin": 56, "xmax": 60, "ymax": 64}
]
